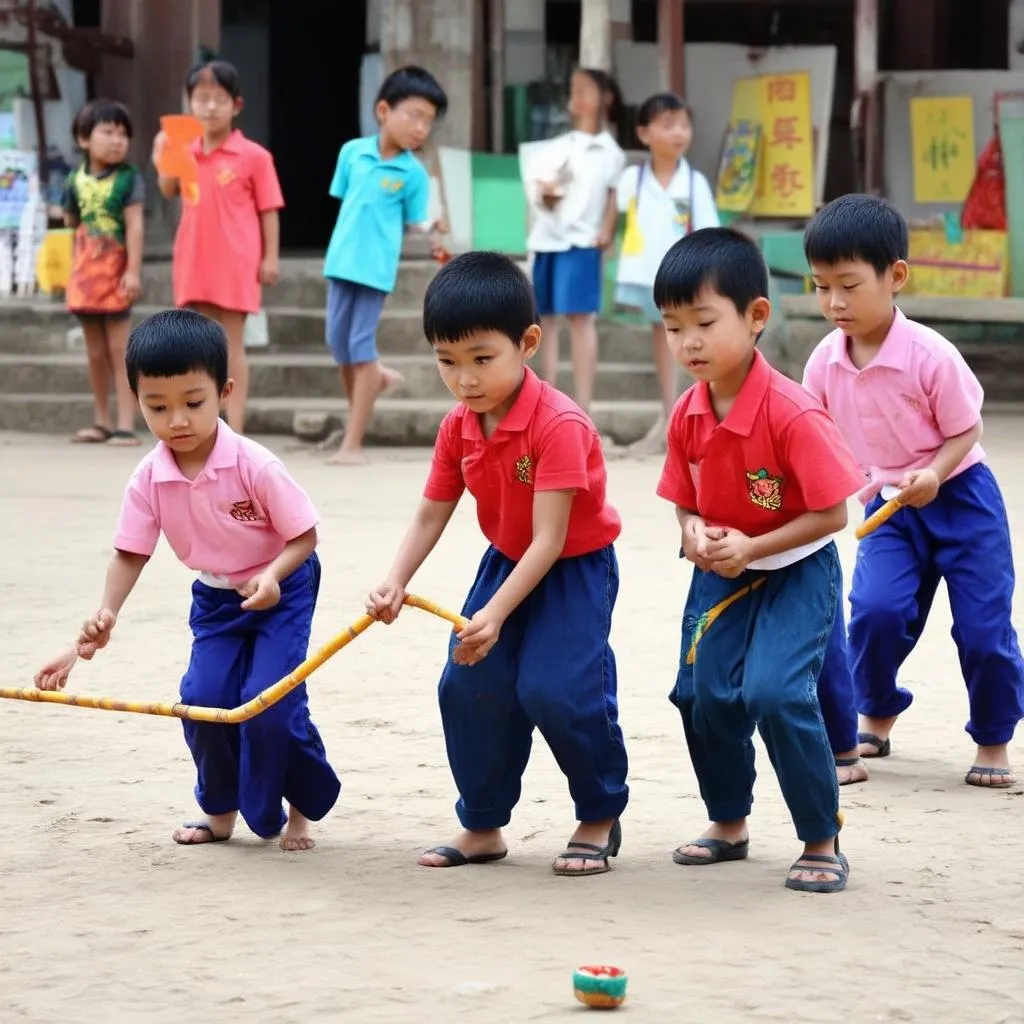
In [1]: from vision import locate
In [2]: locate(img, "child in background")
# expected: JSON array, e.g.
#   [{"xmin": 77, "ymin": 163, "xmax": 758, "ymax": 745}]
[
  {"xmin": 154, "ymin": 60, "xmax": 284, "ymax": 436},
  {"xmin": 526, "ymin": 68, "xmax": 626, "ymax": 416},
  {"xmin": 323, "ymin": 65, "xmax": 448, "ymax": 466},
  {"xmin": 656, "ymin": 228, "xmax": 864, "ymax": 893},
  {"xmin": 615, "ymin": 93, "xmax": 719, "ymax": 456},
  {"xmin": 65, "ymin": 99, "xmax": 144, "ymax": 447},
  {"xmin": 35, "ymin": 310, "xmax": 341, "ymax": 850},
  {"xmin": 366, "ymin": 251, "xmax": 629, "ymax": 876},
  {"xmin": 802, "ymin": 193, "xmax": 1024, "ymax": 787}
]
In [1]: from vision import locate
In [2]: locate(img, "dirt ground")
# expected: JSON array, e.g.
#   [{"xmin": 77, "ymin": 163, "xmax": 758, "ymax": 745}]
[{"xmin": 2, "ymin": 419, "xmax": 1023, "ymax": 1024}]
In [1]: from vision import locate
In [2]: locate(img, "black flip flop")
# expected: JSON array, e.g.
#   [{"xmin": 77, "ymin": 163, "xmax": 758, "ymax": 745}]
[
  {"xmin": 965, "ymin": 765, "xmax": 1017, "ymax": 788},
  {"xmin": 421, "ymin": 845, "xmax": 508, "ymax": 867},
  {"xmin": 552, "ymin": 820, "xmax": 622, "ymax": 877},
  {"xmin": 857, "ymin": 731, "xmax": 891, "ymax": 758},
  {"xmin": 174, "ymin": 821, "xmax": 231, "ymax": 845},
  {"xmin": 673, "ymin": 836, "xmax": 749, "ymax": 865}
]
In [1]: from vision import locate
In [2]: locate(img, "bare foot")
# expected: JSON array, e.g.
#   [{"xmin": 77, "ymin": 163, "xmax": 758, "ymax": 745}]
[
  {"xmin": 172, "ymin": 810, "xmax": 237, "ymax": 845},
  {"xmin": 327, "ymin": 448, "xmax": 369, "ymax": 466},
  {"xmin": 857, "ymin": 714, "xmax": 898, "ymax": 758},
  {"xmin": 418, "ymin": 828, "xmax": 507, "ymax": 867},
  {"xmin": 551, "ymin": 818, "xmax": 619, "ymax": 875},
  {"xmin": 965, "ymin": 743, "xmax": 1017, "ymax": 788},
  {"xmin": 379, "ymin": 365, "xmax": 403, "ymax": 397},
  {"xmin": 675, "ymin": 818, "xmax": 749, "ymax": 862},
  {"xmin": 279, "ymin": 805, "xmax": 316, "ymax": 851},
  {"xmin": 835, "ymin": 749, "xmax": 870, "ymax": 786}
]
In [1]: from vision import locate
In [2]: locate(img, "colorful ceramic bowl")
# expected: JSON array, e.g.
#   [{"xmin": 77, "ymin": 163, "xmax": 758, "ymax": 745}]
[{"xmin": 573, "ymin": 965, "xmax": 627, "ymax": 1009}]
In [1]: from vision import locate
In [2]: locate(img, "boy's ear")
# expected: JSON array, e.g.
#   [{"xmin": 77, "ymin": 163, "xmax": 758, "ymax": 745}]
[
  {"xmin": 521, "ymin": 323, "xmax": 542, "ymax": 358},
  {"xmin": 375, "ymin": 99, "xmax": 391, "ymax": 124},
  {"xmin": 232, "ymin": 96, "xmax": 245, "ymax": 118},
  {"xmin": 220, "ymin": 379, "xmax": 235, "ymax": 404},
  {"xmin": 890, "ymin": 259, "xmax": 910, "ymax": 293},
  {"xmin": 748, "ymin": 296, "xmax": 772, "ymax": 335}
]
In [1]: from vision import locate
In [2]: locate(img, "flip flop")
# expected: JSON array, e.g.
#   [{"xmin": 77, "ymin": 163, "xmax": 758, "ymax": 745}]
[
  {"xmin": 965, "ymin": 765, "xmax": 1017, "ymax": 788},
  {"xmin": 420, "ymin": 845, "xmax": 508, "ymax": 867},
  {"xmin": 673, "ymin": 836, "xmax": 749, "ymax": 865},
  {"xmin": 857, "ymin": 731, "xmax": 891, "ymax": 758},
  {"xmin": 107, "ymin": 430, "xmax": 140, "ymax": 447},
  {"xmin": 173, "ymin": 821, "xmax": 231, "ymax": 845},
  {"xmin": 552, "ymin": 820, "xmax": 622, "ymax": 877},
  {"xmin": 784, "ymin": 851, "xmax": 850, "ymax": 893},
  {"xmin": 71, "ymin": 424, "xmax": 112, "ymax": 444},
  {"xmin": 835, "ymin": 755, "xmax": 869, "ymax": 786}
]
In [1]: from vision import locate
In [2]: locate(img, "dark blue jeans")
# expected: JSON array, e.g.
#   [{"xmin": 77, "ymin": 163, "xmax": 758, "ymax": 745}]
[
  {"xmin": 180, "ymin": 553, "xmax": 341, "ymax": 838},
  {"xmin": 848, "ymin": 463, "xmax": 1024, "ymax": 746},
  {"xmin": 438, "ymin": 544, "xmax": 630, "ymax": 830},
  {"xmin": 817, "ymin": 590, "xmax": 859, "ymax": 755},
  {"xmin": 671, "ymin": 544, "xmax": 841, "ymax": 844}
]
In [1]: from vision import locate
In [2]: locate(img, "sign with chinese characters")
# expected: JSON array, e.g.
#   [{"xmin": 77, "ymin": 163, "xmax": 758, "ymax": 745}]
[
  {"xmin": 910, "ymin": 96, "xmax": 976, "ymax": 204},
  {"xmin": 903, "ymin": 228, "xmax": 1007, "ymax": 298}
]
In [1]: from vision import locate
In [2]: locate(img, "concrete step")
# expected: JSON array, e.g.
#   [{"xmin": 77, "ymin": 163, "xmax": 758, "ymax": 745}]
[
  {"xmin": 0, "ymin": 351, "xmax": 662, "ymax": 403},
  {"xmin": 138, "ymin": 257, "xmax": 447, "ymax": 310},
  {"xmin": 0, "ymin": 392, "xmax": 665, "ymax": 446}
]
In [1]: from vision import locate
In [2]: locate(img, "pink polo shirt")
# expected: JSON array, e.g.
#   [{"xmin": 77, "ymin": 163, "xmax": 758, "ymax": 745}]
[
  {"xmin": 172, "ymin": 130, "xmax": 284, "ymax": 315},
  {"xmin": 114, "ymin": 423, "xmax": 318, "ymax": 585},
  {"xmin": 802, "ymin": 308, "xmax": 985, "ymax": 503}
]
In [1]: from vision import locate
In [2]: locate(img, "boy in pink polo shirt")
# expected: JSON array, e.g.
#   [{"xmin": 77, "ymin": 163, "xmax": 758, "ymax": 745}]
[
  {"xmin": 35, "ymin": 309, "xmax": 340, "ymax": 850},
  {"xmin": 803, "ymin": 194, "xmax": 1024, "ymax": 788},
  {"xmin": 366, "ymin": 251, "xmax": 629, "ymax": 877}
]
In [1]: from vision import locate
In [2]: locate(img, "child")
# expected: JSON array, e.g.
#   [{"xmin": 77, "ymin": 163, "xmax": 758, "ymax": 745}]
[
  {"xmin": 802, "ymin": 193, "xmax": 1024, "ymax": 787},
  {"xmin": 365, "ymin": 251, "xmax": 629, "ymax": 875},
  {"xmin": 34, "ymin": 309, "xmax": 341, "ymax": 851},
  {"xmin": 820, "ymin": 601, "xmax": 870, "ymax": 786},
  {"xmin": 65, "ymin": 99, "xmax": 144, "ymax": 447},
  {"xmin": 614, "ymin": 93, "xmax": 719, "ymax": 456},
  {"xmin": 655, "ymin": 227, "xmax": 864, "ymax": 893},
  {"xmin": 154, "ymin": 60, "xmax": 283, "ymax": 436},
  {"xmin": 525, "ymin": 68, "xmax": 626, "ymax": 414},
  {"xmin": 323, "ymin": 65, "xmax": 448, "ymax": 466}
]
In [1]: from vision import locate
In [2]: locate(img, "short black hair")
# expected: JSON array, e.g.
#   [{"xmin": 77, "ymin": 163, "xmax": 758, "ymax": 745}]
[
  {"xmin": 804, "ymin": 193, "xmax": 909, "ymax": 275},
  {"xmin": 377, "ymin": 65, "xmax": 448, "ymax": 118},
  {"xmin": 74, "ymin": 99, "xmax": 133, "ymax": 141},
  {"xmin": 575, "ymin": 67, "xmax": 624, "ymax": 127},
  {"xmin": 654, "ymin": 227, "xmax": 768, "ymax": 313},
  {"xmin": 185, "ymin": 60, "xmax": 242, "ymax": 100},
  {"xmin": 637, "ymin": 91, "xmax": 692, "ymax": 127},
  {"xmin": 423, "ymin": 251, "xmax": 537, "ymax": 345},
  {"xmin": 125, "ymin": 309, "xmax": 229, "ymax": 394}
]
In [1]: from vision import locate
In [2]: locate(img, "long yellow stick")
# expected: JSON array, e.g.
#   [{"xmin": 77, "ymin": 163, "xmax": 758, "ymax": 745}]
[
  {"xmin": 0, "ymin": 594, "xmax": 467, "ymax": 723},
  {"xmin": 855, "ymin": 498, "xmax": 902, "ymax": 541}
]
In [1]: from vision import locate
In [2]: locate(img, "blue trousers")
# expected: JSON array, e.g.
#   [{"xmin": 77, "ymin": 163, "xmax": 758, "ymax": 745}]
[
  {"xmin": 671, "ymin": 544, "xmax": 841, "ymax": 843},
  {"xmin": 817, "ymin": 593, "xmax": 859, "ymax": 756},
  {"xmin": 849, "ymin": 463, "xmax": 1024, "ymax": 746},
  {"xmin": 180, "ymin": 553, "xmax": 341, "ymax": 838},
  {"xmin": 438, "ymin": 545, "xmax": 630, "ymax": 830}
]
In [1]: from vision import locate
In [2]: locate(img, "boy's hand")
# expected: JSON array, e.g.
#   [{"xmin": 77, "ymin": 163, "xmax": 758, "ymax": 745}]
[
  {"xmin": 237, "ymin": 572, "xmax": 281, "ymax": 611},
  {"xmin": 120, "ymin": 268, "xmax": 141, "ymax": 302},
  {"xmin": 896, "ymin": 467, "xmax": 940, "ymax": 508},
  {"xmin": 430, "ymin": 218, "xmax": 449, "ymax": 236},
  {"xmin": 705, "ymin": 529, "xmax": 755, "ymax": 579},
  {"xmin": 681, "ymin": 517, "xmax": 723, "ymax": 572},
  {"xmin": 258, "ymin": 257, "xmax": 280, "ymax": 286},
  {"xmin": 35, "ymin": 648, "xmax": 78, "ymax": 691},
  {"xmin": 151, "ymin": 131, "xmax": 170, "ymax": 169},
  {"xmin": 538, "ymin": 180, "xmax": 563, "ymax": 210},
  {"xmin": 452, "ymin": 607, "xmax": 503, "ymax": 666},
  {"xmin": 595, "ymin": 228, "xmax": 615, "ymax": 250},
  {"xmin": 367, "ymin": 583, "xmax": 406, "ymax": 624},
  {"xmin": 76, "ymin": 609, "xmax": 117, "ymax": 660}
]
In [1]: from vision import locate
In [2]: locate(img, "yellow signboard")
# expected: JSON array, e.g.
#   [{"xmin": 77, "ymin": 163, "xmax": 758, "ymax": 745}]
[
  {"xmin": 904, "ymin": 229, "xmax": 1007, "ymax": 298},
  {"xmin": 910, "ymin": 96, "xmax": 976, "ymax": 204}
]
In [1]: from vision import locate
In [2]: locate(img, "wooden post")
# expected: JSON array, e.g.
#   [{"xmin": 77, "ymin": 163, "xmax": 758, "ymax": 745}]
[
  {"xmin": 853, "ymin": 0, "xmax": 879, "ymax": 193},
  {"xmin": 579, "ymin": 0, "xmax": 612, "ymax": 70},
  {"xmin": 658, "ymin": 0, "xmax": 685, "ymax": 96}
]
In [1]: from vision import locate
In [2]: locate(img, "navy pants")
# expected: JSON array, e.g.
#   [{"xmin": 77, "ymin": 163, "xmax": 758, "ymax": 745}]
[
  {"xmin": 816, "ymin": 593, "xmax": 859, "ymax": 756},
  {"xmin": 180, "ymin": 553, "xmax": 341, "ymax": 838},
  {"xmin": 438, "ymin": 544, "xmax": 629, "ymax": 830},
  {"xmin": 671, "ymin": 544, "xmax": 841, "ymax": 843},
  {"xmin": 849, "ymin": 464, "xmax": 1024, "ymax": 746}
]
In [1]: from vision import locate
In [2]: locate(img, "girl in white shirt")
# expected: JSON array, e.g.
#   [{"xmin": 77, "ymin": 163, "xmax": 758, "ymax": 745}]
[
  {"xmin": 614, "ymin": 94, "xmax": 719, "ymax": 454},
  {"xmin": 525, "ymin": 68, "xmax": 626, "ymax": 415}
]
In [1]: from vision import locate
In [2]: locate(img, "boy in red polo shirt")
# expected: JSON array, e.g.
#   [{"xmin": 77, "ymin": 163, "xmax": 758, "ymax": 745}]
[
  {"xmin": 366, "ymin": 251, "xmax": 628, "ymax": 877},
  {"xmin": 655, "ymin": 228, "xmax": 865, "ymax": 894}
]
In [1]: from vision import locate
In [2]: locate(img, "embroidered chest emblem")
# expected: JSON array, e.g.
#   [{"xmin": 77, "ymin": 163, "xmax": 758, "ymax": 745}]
[
  {"xmin": 745, "ymin": 468, "xmax": 783, "ymax": 511},
  {"xmin": 216, "ymin": 167, "xmax": 236, "ymax": 187},
  {"xmin": 228, "ymin": 499, "xmax": 263, "ymax": 522},
  {"xmin": 380, "ymin": 177, "xmax": 405, "ymax": 193},
  {"xmin": 514, "ymin": 454, "xmax": 534, "ymax": 485}
]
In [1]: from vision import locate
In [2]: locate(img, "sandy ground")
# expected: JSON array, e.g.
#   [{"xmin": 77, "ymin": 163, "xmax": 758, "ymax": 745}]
[{"xmin": 2, "ymin": 419, "xmax": 1024, "ymax": 1024}]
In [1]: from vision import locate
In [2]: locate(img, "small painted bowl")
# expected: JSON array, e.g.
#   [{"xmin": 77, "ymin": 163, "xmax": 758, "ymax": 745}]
[{"xmin": 573, "ymin": 965, "xmax": 628, "ymax": 1009}]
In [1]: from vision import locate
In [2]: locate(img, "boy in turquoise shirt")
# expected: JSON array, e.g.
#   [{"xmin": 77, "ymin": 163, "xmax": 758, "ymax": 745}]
[{"xmin": 323, "ymin": 65, "xmax": 447, "ymax": 465}]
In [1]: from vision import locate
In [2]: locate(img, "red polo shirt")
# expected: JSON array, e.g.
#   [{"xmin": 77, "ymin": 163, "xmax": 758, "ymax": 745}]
[
  {"xmin": 424, "ymin": 368, "xmax": 621, "ymax": 560},
  {"xmin": 657, "ymin": 350, "xmax": 865, "ymax": 535}
]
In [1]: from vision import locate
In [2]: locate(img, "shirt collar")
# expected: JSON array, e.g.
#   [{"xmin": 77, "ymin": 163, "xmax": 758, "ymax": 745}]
[
  {"xmin": 191, "ymin": 129, "xmax": 244, "ymax": 157},
  {"xmin": 460, "ymin": 367, "xmax": 543, "ymax": 441},
  {"xmin": 827, "ymin": 306, "xmax": 909, "ymax": 371},
  {"xmin": 151, "ymin": 421, "xmax": 240, "ymax": 482},
  {"xmin": 685, "ymin": 349, "xmax": 771, "ymax": 437}
]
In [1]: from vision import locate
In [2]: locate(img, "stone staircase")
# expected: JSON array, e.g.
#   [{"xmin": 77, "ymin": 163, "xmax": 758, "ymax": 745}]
[{"xmin": 0, "ymin": 257, "xmax": 664, "ymax": 444}]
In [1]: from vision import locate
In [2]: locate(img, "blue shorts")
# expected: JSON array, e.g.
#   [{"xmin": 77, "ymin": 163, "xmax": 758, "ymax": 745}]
[
  {"xmin": 532, "ymin": 247, "xmax": 602, "ymax": 317},
  {"xmin": 614, "ymin": 282, "xmax": 661, "ymax": 323},
  {"xmin": 325, "ymin": 278, "xmax": 387, "ymax": 366}
]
